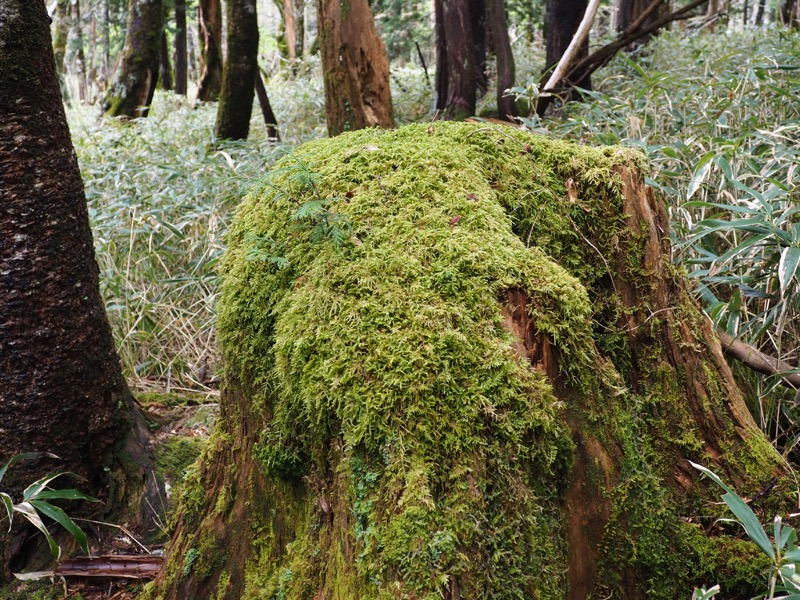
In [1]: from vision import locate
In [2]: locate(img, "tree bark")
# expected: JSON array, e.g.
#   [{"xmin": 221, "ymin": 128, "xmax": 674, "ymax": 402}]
[
  {"xmin": 151, "ymin": 122, "xmax": 787, "ymax": 600},
  {"xmin": 254, "ymin": 70, "xmax": 280, "ymax": 140},
  {"xmin": 0, "ymin": 0, "xmax": 151, "ymax": 579},
  {"xmin": 754, "ymin": 0, "xmax": 766, "ymax": 24},
  {"xmin": 102, "ymin": 0, "xmax": 163, "ymax": 118},
  {"xmin": 53, "ymin": 0, "xmax": 70, "ymax": 79},
  {"xmin": 214, "ymin": 0, "xmax": 258, "ymax": 140},
  {"xmin": 196, "ymin": 0, "xmax": 223, "ymax": 102},
  {"xmin": 614, "ymin": 0, "xmax": 671, "ymax": 31},
  {"xmin": 175, "ymin": 0, "xmax": 187, "ymax": 95},
  {"xmin": 159, "ymin": 29, "xmax": 173, "ymax": 90},
  {"xmin": 69, "ymin": 0, "xmax": 88, "ymax": 103},
  {"xmin": 487, "ymin": 0, "xmax": 516, "ymax": 120},
  {"xmin": 434, "ymin": 0, "xmax": 476, "ymax": 120},
  {"xmin": 317, "ymin": 0, "xmax": 395, "ymax": 136},
  {"xmin": 545, "ymin": 0, "xmax": 592, "ymax": 98},
  {"xmin": 283, "ymin": 0, "xmax": 297, "ymax": 60}
]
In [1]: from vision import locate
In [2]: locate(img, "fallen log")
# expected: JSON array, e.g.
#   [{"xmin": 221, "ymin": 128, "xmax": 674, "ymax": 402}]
[{"xmin": 54, "ymin": 555, "xmax": 163, "ymax": 579}]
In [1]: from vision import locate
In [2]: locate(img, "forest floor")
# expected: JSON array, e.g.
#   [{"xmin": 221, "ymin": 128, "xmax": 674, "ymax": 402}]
[{"xmin": 4, "ymin": 391, "xmax": 216, "ymax": 600}]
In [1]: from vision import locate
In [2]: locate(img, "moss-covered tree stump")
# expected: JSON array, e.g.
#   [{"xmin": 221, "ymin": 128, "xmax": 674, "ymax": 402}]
[{"xmin": 151, "ymin": 122, "xmax": 789, "ymax": 599}]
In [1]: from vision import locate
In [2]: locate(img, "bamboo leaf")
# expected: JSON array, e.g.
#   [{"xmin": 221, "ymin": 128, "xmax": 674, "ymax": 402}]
[
  {"xmin": 30, "ymin": 500, "xmax": 90, "ymax": 556},
  {"xmin": 779, "ymin": 247, "xmax": 800, "ymax": 294}
]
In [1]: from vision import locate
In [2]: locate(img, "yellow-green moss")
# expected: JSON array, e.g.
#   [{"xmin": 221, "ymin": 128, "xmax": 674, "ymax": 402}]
[{"xmin": 176, "ymin": 122, "xmax": 783, "ymax": 598}]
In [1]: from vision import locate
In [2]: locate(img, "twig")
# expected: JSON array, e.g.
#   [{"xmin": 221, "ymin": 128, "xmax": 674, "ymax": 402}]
[{"xmin": 717, "ymin": 328, "xmax": 800, "ymax": 390}]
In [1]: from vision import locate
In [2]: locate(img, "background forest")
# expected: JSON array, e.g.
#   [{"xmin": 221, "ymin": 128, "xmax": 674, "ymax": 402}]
[
  {"xmin": 62, "ymin": 0, "xmax": 800, "ymax": 454},
  {"xmin": 5, "ymin": 0, "xmax": 800, "ymax": 596}
]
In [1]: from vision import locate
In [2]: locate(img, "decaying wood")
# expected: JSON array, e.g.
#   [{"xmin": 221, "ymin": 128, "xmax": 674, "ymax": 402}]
[
  {"xmin": 718, "ymin": 329, "xmax": 800, "ymax": 389},
  {"xmin": 55, "ymin": 555, "xmax": 163, "ymax": 579}
]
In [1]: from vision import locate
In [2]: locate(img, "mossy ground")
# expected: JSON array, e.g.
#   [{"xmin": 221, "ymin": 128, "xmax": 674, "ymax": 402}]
[{"xmin": 154, "ymin": 121, "xmax": 786, "ymax": 600}]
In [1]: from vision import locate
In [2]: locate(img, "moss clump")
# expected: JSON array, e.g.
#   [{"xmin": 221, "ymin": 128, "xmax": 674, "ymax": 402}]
[
  {"xmin": 156, "ymin": 436, "xmax": 205, "ymax": 489},
  {"xmin": 178, "ymin": 121, "xmax": 784, "ymax": 599}
]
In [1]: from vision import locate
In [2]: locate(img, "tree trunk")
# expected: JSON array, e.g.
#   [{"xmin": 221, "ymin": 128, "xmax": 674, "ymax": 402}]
[
  {"xmin": 214, "ymin": 0, "xmax": 258, "ymax": 140},
  {"xmin": 254, "ymin": 70, "xmax": 280, "ymax": 140},
  {"xmin": 705, "ymin": 0, "xmax": 719, "ymax": 30},
  {"xmin": 196, "ymin": 0, "xmax": 223, "ymax": 102},
  {"xmin": 780, "ymin": 0, "xmax": 799, "ymax": 26},
  {"xmin": 175, "ymin": 0, "xmax": 187, "ymax": 95},
  {"xmin": 545, "ymin": 0, "xmax": 592, "ymax": 97},
  {"xmin": 0, "ymin": 0, "xmax": 152, "ymax": 579},
  {"xmin": 53, "ymin": 0, "xmax": 70, "ymax": 79},
  {"xmin": 159, "ymin": 29, "xmax": 173, "ymax": 90},
  {"xmin": 755, "ymin": 0, "xmax": 766, "ymax": 24},
  {"xmin": 102, "ymin": 0, "xmax": 163, "ymax": 118},
  {"xmin": 434, "ymin": 0, "xmax": 476, "ymax": 120},
  {"xmin": 152, "ymin": 122, "xmax": 787, "ymax": 600},
  {"xmin": 69, "ymin": 0, "xmax": 88, "ymax": 103},
  {"xmin": 487, "ymin": 0, "xmax": 516, "ymax": 120},
  {"xmin": 317, "ymin": 0, "xmax": 395, "ymax": 136},
  {"xmin": 470, "ymin": 0, "xmax": 488, "ymax": 96},
  {"xmin": 614, "ymin": 0, "xmax": 671, "ymax": 31},
  {"xmin": 102, "ymin": 0, "xmax": 110, "ymax": 84},
  {"xmin": 283, "ymin": 0, "xmax": 297, "ymax": 61}
]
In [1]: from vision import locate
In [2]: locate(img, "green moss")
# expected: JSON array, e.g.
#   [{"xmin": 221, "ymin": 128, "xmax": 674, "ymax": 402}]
[
  {"xmin": 183, "ymin": 122, "xmax": 782, "ymax": 598},
  {"xmin": 156, "ymin": 436, "xmax": 205, "ymax": 487}
]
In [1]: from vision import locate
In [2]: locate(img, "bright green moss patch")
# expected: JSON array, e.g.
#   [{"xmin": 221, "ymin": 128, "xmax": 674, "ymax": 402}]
[{"xmin": 203, "ymin": 121, "xmax": 783, "ymax": 598}]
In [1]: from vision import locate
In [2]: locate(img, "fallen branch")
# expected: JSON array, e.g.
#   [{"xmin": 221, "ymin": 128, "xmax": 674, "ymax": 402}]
[
  {"xmin": 542, "ymin": 0, "xmax": 603, "ymax": 94},
  {"xmin": 55, "ymin": 555, "xmax": 163, "ymax": 579},
  {"xmin": 536, "ymin": 0, "xmax": 709, "ymax": 116},
  {"xmin": 717, "ymin": 329, "xmax": 800, "ymax": 389}
]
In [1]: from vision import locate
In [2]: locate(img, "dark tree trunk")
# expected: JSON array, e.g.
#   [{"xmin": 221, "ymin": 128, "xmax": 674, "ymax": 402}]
[
  {"xmin": 545, "ymin": 0, "xmax": 591, "ymax": 96},
  {"xmin": 175, "ymin": 0, "xmax": 187, "ymax": 95},
  {"xmin": 0, "ymin": 0, "xmax": 151, "ymax": 579},
  {"xmin": 487, "ymin": 0, "xmax": 516, "ymax": 120},
  {"xmin": 434, "ymin": 0, "xmax": 476, "ymax": 120},
  {"xmin": 614, "ymin": 0, "xmax": 671, "ymax": 31},
  {"xmin": 755, "ymin": 0, "xmax": 766, "ymax": 24},
  {"xmin": 317, "ymin": 0, "xmax": 395, "ymax": 136},
  {"xmin": 151, "ymin": 122, "xmax": 788, "ymax": 600},
  {"xmin": 102, "ymin": 0, "xmax": 163, "ymax": 118},
  {"xmin": 69, "ymin": 0, "xmax": 88, "ymax": 103},
  {"xmin": 470, "ymin": 0, "xmax": 488, "ymax": 96},
  {"xmin": 159, "ymin": 29, "xmax": 173, "ymax": 90},
  {"xmin": 254, "ymin": 70, "xmax": 280, "ymax": 140},
  {"xmin": 780, "ymin": 0, "xmax": 799, "ymax": 26},
  {"xmin": 214, "ymin": 0, "xmax": 258, "ymax": 140},
  {"xmin": 197, "ymin": 0, "xmax": 223, "ymax": 101}
]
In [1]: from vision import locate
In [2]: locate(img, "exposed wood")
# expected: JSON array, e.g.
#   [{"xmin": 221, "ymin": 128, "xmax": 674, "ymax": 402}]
[
  {"xmin": 717, "ymin": 329, "xmax": 800, "ymax": 389},
  {"xmin": 317, "ymin": 0, "xmax": 395, "ymax": 135},
  {"xmin": 55, "ymin": 555, "xmax": 163, "ymax": 579}
]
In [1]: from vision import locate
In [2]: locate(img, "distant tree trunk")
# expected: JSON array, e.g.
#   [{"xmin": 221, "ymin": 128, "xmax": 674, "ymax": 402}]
[
  {"xmin": 470, "ymin": 0, "xmax": 488, "ymax": 96},
  {"xmin": 101, "ymin": 0, "xmax": 110, "ymax": 84},
  {"xmin": 69, "ymin": 0, "xmax": 88, "ymax": 103},
  {"xmin": 214, "ymin": 0, "xmax": 258, "ymax": 140},
  {"xmin": 175, "ymin": 0, "xmax": 187, "ymax": 95},
  {"xmin": 102, "ymin": 0, "xmax": 163, "ymax": 118},
  {"xmin": 743, "ymin": 0, "xmax": 749, "ymax": 25},
  {"xmin": 435, "ymin": 0, "xmax": 476, "ymax": 120},
  {"xmin": 159, "ymin": 29, "xmax": 173, "ymax": 90},
  {"xmin": 197, "ymin": 0, "xmax": 223, "ymax": 101},
  {"xmin": 53, "ymin": 0, "xmax": 70, "ymax": 78},
  {"xmin": 283, "ymin": 0, "xmax": 298, "ymax": 60},
  {"xmin": 754, "ymin": 0, "xmax": 766, "ymax": 24},
  {"xmin": 255, "ymin": 71, "xmax": 280, "ymax": 140},
  {"xmin": 1, "ymin": 0, "xmax": 151, "ymax": 580},
  {"xmin": 705, "ymin": 0, "xmax": 719, "ymax": 30},
  {"xmin": 317, "ymin": 0, "xmax": 395, "ymax": 136},
  {"xmin": 545, "ymin": 0, "xmax": 591, "ymax": 97},
  {"xmin": 614, "ymin": 0, "xmax": 671, "ymax": 31},
  {"xmin": 780, "ymin": 0, "xmax": 799, "ymax": 26},
  {"xmin": 487, "ymin": 0, "xmax": 516, "ymax": 120}
]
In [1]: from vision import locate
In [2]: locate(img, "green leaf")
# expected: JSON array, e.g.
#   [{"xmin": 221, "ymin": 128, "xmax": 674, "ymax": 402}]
[
  {"xmin": 22, "ymin": 472, "xmax": 72, "ymax": 502},
  {"xmin": 779, "ymin": 247, "xmax": 800, "ymax": 294},
  {"xmin": 0, "ymin": 453, "xmax": 58, "ymax": 486},
  {"xmin": 0, "ymin": 492, "xmax": 14, "ymax": 530},
  {"xmin": 33, "ymin": 489, "xmax": 99, "ymax": 502},
  {"xmin": 687, "ymin": 152, "xmax": 715, "ymax": 199},
  {"xmin": 30, "ymin": 500, "xmax": 90, "ymax": 556},
  {"xmin": 13, "ymin": 502, "xmax": 60, "ymax": 559},
  {"xmin": 689, "ymin": 461, "xmax": 774, "ymax": 559}
]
